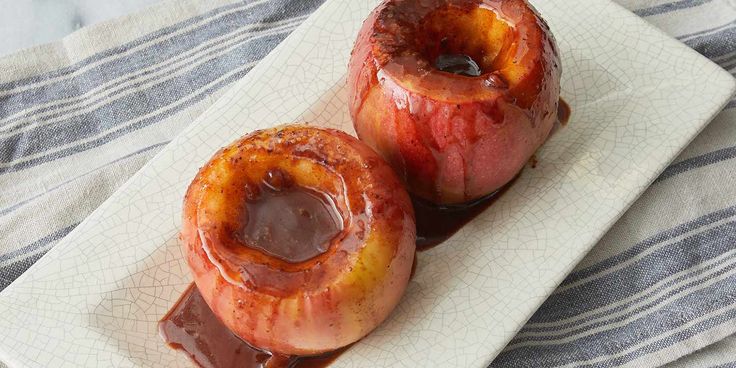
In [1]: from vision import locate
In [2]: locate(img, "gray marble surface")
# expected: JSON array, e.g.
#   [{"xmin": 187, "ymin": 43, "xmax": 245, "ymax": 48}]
[{"xmin": 0, "ymin": 0, "xmax": 161, "ymax": 58}]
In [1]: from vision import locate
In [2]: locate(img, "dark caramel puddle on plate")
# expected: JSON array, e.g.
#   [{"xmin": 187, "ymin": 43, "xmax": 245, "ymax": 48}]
[
  {"xmin": 159, "ymin": 284, "xmax": 345, "ymax": 368},
  {"xmin": 161, "ymin": 99, "xmax": 571, "ymax": 367},
  {"xmin": 413, "ymin": 183, "xmax": 511, "ymax": 251}
]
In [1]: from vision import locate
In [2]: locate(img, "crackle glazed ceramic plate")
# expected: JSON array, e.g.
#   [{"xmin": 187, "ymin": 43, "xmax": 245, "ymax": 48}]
[{"xmin": 1, "ymin": 0, "xmax": 734, "ymax": 367}]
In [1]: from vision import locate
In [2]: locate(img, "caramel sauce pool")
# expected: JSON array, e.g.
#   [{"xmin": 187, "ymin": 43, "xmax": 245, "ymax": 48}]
[
  {"xmin": 240, "ymin": 184, "xmax": 342, "ymax": 263},
  {"xmin": 414, "ymin": 182, "xmax": 512, "ymax": 250},
  {"xmin": 159, "ymin": 284, "xmax": 345, "ymax": 368}
]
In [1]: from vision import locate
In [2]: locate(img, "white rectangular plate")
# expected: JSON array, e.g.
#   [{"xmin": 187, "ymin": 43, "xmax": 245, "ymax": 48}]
[{"xmin": 1, "ymin": 0, "xmax": 734, "ymax": 367}]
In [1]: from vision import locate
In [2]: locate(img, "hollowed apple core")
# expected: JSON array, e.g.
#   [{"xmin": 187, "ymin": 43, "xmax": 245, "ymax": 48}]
[
  {"xmin": 416, "ymin": 7, "xmax": 512, "ymax": 77},
  {"xmin": 371, "ymin": 2, "xmax": 524, "ymax": 105}
]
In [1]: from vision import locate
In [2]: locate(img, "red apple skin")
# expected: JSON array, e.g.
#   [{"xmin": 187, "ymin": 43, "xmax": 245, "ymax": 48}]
[
  {"xmin": 181, "ymin": 126, "xmax": 416, "ymax": 355},
  {"xmin": 348, "ymin": 0, "xmax": 561, "ymax": 204}
]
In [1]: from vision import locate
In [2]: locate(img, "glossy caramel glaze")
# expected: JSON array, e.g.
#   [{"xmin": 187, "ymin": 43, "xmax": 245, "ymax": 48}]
[
  {"xmin": 348, "ymin": 0, "xmax": 561, "ymax": 204},
  {"xmin": 181, "ymin": 125, "xmax": 416, "ymax": 356}
]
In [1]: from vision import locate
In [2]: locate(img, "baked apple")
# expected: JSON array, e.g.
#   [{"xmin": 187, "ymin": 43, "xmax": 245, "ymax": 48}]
[
  {"xmin": 348, "ymin": 0, "xmax": 561, "ymax": 204},
  {"xmin": 181, "ymin": 125, "xmax": 416, "ymax": 356}
]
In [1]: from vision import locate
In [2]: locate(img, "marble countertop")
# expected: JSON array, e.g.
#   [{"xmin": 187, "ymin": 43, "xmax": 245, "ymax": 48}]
[{"xmin": 0, "ymin": 0, "xmax": 161, "ymax": 58}]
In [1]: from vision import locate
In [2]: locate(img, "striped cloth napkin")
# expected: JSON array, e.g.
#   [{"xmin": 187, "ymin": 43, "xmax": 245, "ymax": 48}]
[{"xmin": 1, "ymin": 0, "xmax": 734, "ymax": 367}]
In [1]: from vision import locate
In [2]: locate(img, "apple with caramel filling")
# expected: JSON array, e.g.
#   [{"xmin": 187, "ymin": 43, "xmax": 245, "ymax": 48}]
[
  {"xmin": 180, "ymin": 125, "xmax": 416, "ymax": 356},
  {"xmin": 348, "ymin": 0, "xmax": 561, "ymax": 204}
]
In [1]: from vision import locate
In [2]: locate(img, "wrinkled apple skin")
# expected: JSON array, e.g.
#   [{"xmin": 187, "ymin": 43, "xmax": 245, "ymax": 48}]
[
  {"xmin": 181, "ymin": 126, "xmax": 416, "ymax": 355},
  {"xmin": 348, "ymin": 0, "xmax": 561, "ymax": 204}
]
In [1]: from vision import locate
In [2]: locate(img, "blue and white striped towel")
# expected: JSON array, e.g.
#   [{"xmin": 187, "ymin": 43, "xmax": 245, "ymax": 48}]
[{"xmin": 0, "ymin": 0, "xmax": 734, "ymax": 367}]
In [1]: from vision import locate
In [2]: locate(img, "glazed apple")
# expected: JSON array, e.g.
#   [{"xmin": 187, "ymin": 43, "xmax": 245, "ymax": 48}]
[
  {"xmin": 348, "ymin": 0, "xmax": 561, "ymax": 204},
  {"xmin": 181, "ymin": 125, "xmax": 416, "ymax": 355}
]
